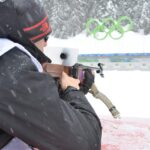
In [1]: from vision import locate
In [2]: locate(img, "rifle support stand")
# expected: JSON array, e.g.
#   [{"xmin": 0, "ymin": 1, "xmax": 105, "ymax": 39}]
[{"xmin": 89, "ymin": 84, "xmax": 120, "ymax": 119}]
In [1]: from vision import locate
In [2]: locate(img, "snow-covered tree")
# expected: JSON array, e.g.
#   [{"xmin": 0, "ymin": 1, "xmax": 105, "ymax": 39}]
[{"xmin": 43, "ymin": 0, "xmax": 150, "ymax": 38}]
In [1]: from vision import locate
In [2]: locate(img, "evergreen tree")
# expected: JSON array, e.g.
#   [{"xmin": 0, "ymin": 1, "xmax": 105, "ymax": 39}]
[{"xmin": 43, "ymin": 0, "xmax": 150, "ymax": 38}]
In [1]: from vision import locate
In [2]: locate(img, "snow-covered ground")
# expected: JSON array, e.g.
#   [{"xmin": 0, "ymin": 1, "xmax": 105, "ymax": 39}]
[
  {"xmin": 101, "ymin": 117, "xmax": 150, "ymax": 150},
  {"xmin": 46, "ymin": 31, "xmax": 150, "ymax": 119},
  {"xmin": 47, "ymin": 31, "xmax": 150, "ymax": 54},
  {"xmin": 88, "ymin": 71, "xmax": 150, "ymax": 119}
]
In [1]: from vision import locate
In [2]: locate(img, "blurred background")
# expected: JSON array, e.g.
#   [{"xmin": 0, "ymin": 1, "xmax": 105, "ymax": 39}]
[{"xmin": 42, "ymin": 0, "xmax": 150, "ymax": 149}]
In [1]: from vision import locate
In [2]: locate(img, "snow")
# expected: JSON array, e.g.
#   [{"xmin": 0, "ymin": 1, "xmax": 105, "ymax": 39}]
[
  {"xmin": 47, "ymin": 31, "xmax": 150, "ymax": 54},
  {"xmin": 101, "ymin": 117, "xmax": 150, "ymax": 150},
  {"xmin": 46, "ymin": 31, "xmax": 150, "ymax": 119},
  {"xmin": 88, "ymin": 71, "xmax": 150, "ymax": 119}
]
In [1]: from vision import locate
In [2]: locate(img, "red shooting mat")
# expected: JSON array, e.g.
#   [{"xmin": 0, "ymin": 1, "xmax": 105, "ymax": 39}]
[{"xmin": 100, "ymin": 117, "xmax": 150, "ymax": 150}]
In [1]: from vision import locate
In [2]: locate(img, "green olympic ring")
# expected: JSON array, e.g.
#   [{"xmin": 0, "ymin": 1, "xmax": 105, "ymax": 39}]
[{"xmin": 86, "ymin": 16, "xmax": 133, "ymax": 40}]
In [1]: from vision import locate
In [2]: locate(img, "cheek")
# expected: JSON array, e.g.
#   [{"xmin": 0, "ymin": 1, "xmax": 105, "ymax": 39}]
[
  {"xmin": 42, "ymin": 40, "xmax": 47, "ymax": 47},
  {"xmin": 44, "ymin": 42, "xmax": 47, "ymax": 47}
]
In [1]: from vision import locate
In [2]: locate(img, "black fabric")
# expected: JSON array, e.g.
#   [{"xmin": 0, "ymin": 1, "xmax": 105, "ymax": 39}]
[
  {"xmin": 0, "ymin": 0, "xmax": 51, "ymax": 43},
  {"xmin": 0, "ymin": 47, "xmax": 102, "ymax": 150},
  {"xmin": 0, "ymin": 130, "xmax": 13, "ymax": 149},
  {"xmin": 21, "ymin": 42, "xmax": 52, "ymax": 64},
  {"xmin": 80, "ymin": 69, "xmax": 95, "ymax": 94}
]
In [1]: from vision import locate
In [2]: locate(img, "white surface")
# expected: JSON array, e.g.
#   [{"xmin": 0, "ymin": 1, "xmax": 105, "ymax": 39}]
[
  {"xmin": 87, "ymin": 71, "xmax": 150, "ymax": 119},
  {"xmin": 45, "ymin": 32, "xmax": 150, "ymax": 119},
  {"xmin": 44, "ymin": 47, "xmax": 78, "ymax": 66},
  {"xmin": 46, "ymin": 31, "xmax": 150, "ymax": 54}
]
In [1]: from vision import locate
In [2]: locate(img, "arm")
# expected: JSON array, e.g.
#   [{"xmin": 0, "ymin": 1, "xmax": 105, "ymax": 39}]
[{"xmin": 0, "ymin": 49, "xmax": 102, "ymax": 150}]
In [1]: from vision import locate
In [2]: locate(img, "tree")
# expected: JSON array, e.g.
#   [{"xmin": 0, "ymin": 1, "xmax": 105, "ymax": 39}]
[{"xmin": 43, "ymin": 0, "xmax": 150, "ymax": 38}]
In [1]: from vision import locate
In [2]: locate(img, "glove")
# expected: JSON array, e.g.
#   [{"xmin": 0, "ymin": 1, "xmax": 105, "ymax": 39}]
[{"xmin": 80, "ymin": 69, "xmax": 94, "ymax": 94}]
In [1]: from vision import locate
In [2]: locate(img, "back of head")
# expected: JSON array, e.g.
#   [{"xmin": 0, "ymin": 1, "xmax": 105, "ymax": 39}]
[{"xmin": 0, "ymin": 0, "xmax": 52, "ymax": 45}]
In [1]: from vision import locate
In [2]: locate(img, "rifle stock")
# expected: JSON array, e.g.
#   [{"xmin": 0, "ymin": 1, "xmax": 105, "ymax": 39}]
[{"xmin": 42, "ymin": 63, "xmax": 70, "ymax": 78}]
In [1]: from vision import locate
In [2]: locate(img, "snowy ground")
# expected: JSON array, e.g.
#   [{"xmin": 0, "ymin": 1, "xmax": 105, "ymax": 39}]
[
  {"xmin": 87, "ymin": 71, "xmax": 150, "ymax": 119},
  {"xmin": 100, "ymin": 117, "xmax": 150, "ymax": 150},
  {"xmin": 87, "ymin": 71, "xmax": 150, "ymax": 150},
  {"xmin": 46, "ymin": 31, "xmax": 150, "ymax": 54}
]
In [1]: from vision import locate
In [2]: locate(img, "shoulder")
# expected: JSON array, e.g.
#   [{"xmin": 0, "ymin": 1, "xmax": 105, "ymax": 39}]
[{"xmin": 0, "ymin": 46, "xmax": 38, "ymax": 72}]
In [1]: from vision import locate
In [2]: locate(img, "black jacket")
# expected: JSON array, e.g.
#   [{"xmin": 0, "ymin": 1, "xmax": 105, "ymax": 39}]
[{"xmin": 0, "ymin": 41, "xmax": 102, "ymax": 150}]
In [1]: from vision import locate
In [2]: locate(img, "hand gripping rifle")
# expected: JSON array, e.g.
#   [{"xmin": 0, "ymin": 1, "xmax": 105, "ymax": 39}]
[{"xmin": 42, "ymin": 62, "xmax": 120, "ymax": 119}]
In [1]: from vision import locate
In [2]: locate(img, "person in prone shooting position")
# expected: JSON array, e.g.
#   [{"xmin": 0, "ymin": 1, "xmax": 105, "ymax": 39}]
[{"xmin": 0, "ymin": 0, "xmax": 102, "ymax": 150}]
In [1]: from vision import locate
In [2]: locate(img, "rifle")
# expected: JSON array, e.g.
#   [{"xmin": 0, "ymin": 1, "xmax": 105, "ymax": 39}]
[
  {"xmin": 42, "ymin": 62, "xmax": 104, "ymax": 80},
  {"xmin": 42, "ymin": 62, "xmax": 120, "ymax": 119}
]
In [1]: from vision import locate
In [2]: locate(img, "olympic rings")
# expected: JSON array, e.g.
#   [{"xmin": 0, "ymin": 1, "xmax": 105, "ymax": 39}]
[{"xmin": 86, "ymin": 16, "xmax": 133, "ymax": 40}]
